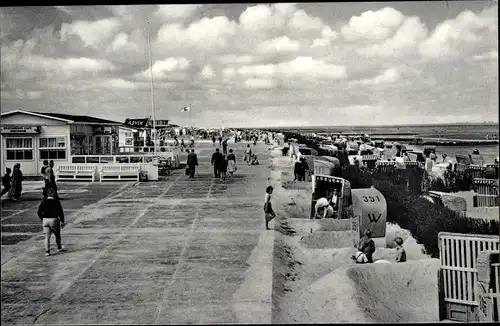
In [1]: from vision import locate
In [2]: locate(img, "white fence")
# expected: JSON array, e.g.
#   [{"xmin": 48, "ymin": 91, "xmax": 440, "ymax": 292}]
[
  {"xmin": 56, "ymin": 164, "xmax": 97, "ymax": 182},
  {"xmin": 439, "ymin": 232, "xmax": 499, "ymax": 314},
  {"xmin": 71, "ymin": 152, "xmax": 180, "ymax": 169},
  {"xmin": 99, "ymin": 164, "xmax": 140, "ymax": 182}
]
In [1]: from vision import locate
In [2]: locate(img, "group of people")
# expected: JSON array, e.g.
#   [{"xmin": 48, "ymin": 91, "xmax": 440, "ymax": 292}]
[
  {"xmin": 211, "ymin": 148, "xmax": 237, "ymax": 180},
  {"xmin": 244, "ymin": 144, "xmax": 259, "ymax": 165},
  {"xmin": 351, "ymin": 229, "xmax": 406, "ymax": 264},
  {"xmin": 1, "ymin": 160, "xmax": 66, "ymax": 256},
  {"xmin": 1, "ymin": 163, "xmax": 23, "ymax": 201}
]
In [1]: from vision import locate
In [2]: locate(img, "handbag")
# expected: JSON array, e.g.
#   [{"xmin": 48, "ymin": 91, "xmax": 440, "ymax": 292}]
[{"xmin": 185, "ymin": 167, "xmax": 190, "ymax": 175}]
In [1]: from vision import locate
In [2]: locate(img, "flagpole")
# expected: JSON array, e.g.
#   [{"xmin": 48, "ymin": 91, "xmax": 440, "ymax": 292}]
[{"xmin": 147, "ymin": 21, "xmax": 156, "ymax": 157}]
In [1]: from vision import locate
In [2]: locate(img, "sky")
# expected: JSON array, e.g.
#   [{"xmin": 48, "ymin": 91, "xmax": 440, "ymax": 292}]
[{"xmin": 0, "ymin": 2, "xmax": 498, "ymax": 128}]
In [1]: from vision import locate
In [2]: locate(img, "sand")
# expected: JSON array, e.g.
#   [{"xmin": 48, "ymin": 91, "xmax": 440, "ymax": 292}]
[{"xmin": 269, "ymin": 145, "xmax": 435, "ymax": 323}]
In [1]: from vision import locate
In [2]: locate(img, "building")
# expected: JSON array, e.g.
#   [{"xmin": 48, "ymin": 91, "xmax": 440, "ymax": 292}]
[{"xmin": 1, "ymin": 110, "xmax": 136, "ymax": 176}]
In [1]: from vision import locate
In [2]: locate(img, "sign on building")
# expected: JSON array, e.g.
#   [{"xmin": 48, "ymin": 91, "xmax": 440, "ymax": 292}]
[
  {"xmin": 124, "ymin": 118, "xmax": 149, "ymax": 128},
  {"xmin": 0, "ymin": 126, "xmax": 41, "ymax": 134}
]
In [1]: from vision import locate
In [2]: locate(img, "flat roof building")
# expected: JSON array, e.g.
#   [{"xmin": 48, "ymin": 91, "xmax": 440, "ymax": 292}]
[{"xmin": 1, "ymin": 110, "xmax": 136, "ymax": 176}]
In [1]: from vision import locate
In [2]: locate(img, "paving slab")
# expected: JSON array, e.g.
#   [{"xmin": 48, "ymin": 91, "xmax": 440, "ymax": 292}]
[{"xmin": 1, "ymin": 141, "xmax": 274, "ymax": 324}]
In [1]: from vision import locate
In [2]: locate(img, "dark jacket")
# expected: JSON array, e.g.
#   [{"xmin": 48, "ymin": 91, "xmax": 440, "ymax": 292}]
[
  {"xmin": 211, "ymin": 152, "xmax": 224, "ymax": 168},
  {"xmin": 227, "ymin": 153, "xmax": 236, "ymax": 162},
  {"xmin": 37, "ymin": 198, "xmax": 65, "ymax": 223},
  {"xmin": 187, "ymin": 153, "xmax": 198, "ymax": 167},
  {"xmin": 2, "ymin": 174, "xmax": 11, "ymax": 188}
]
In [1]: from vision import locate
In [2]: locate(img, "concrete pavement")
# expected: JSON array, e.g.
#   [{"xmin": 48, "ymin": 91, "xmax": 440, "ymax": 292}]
[{"xmin": 1, "ymin": 141, "xmax": 274, "ymax": 325}]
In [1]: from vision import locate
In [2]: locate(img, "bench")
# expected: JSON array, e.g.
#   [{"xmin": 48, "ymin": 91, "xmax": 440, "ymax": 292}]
[
  {"xmin": 56, "ymin": 164, "xmax": 97, "ymax": 182},
  {"xmin": 99, "ymin": 164, "xmax": 140, "ymax": 182}
]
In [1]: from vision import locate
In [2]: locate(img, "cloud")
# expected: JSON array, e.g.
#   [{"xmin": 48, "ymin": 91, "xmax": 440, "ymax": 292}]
[
  {"xmin": 104, "ymin": 78, "xmax": 140, "ymax": 90},
  {"xmin": 356, "ymin": 16, "xmax": 428, "ymax": 57},
  {"xmin": 200, "ymin": 65, "xmax": 215, "ymax": 79},
  {"xmin": 244, "ymin": 78, "xmax": 277, "ymax": 89},
  {"xmin": 20, "ymin": 56, "xmax": 116, "ymax": 76},
  {"xmin": 419, "ymin": 6, "xmax": 498, "ymax": 60},
  {"xmin": 351, "ymin": 67, "xmax": 401, "ymax": 86},
  {"xmin": 236, "ymin": 57, "xmax": 347, "ymax": 81},
  {"xmin": 60, "ymin": 18, "xmax": 120, "ymax": 48},
  {"xmin": 134, "ymin": 57, "xmax": 189, "ymax": 81},
  {"xmin": 472, "ymin": 50, "xmax": 498, "ymax": 61},
  {"xmin": 157, "ymin": 16, "xmax": 237, "ymax": 51},
  {"xmin": 1, "ymin": 4, "xmax": 498, "ymax": 127},
  {"xmin": 155, "ymin": 4, "xmax": 201, "ymax": 21},
  {"xmin": 107, "ymin": 32, "xmax": 139, "ymax": 53},
  {"xmin": 218, "ymin": 54, "xmax": 255, "ymax": 64},
  {"xmin": 256, "ymin": 36, "xmax": 301, "ymax": 54},
  {"xmin": 288, "ymin": 9, "xmax": 324, "ymax": 33},
  {"xmin": 341, "ymin": 7, "xmax": 405, "ymax": 41}
]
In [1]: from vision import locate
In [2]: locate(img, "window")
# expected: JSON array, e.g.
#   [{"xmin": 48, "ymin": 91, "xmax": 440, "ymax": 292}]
[
  {"xmin": 6, "ymin": 138, "xmax": 33, "ymax": 160},
  {"xmin": 39, "ymin": 137, "xmax": 67, "ymax": 160}
]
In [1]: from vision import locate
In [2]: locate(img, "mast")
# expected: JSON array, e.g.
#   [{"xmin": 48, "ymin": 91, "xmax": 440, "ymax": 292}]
[{"xmin": 147, "ymin": 21, "xmax": 156, "ymax": 157}]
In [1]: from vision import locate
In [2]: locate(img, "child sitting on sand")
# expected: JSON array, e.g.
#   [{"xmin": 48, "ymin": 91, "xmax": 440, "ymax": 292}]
[{"xmin": 394, "ymin": 237, "xmax": 407, "ymax": 263}]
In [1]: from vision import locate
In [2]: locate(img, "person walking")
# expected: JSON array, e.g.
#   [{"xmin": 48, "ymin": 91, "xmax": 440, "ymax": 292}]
[
  {"xmin": 187, "ymin": 149, "xmax": 198, "ymax": 179},
  {"xmin": 1, "ymin": 167, "xmax": 12, "ymax": 197},
  {"xmin": 227, "ymin": 149, "xmax": 237, "ymax": 177},
  {"xmin": 211, "ymin": 148, "xmax": 224, "ymax": 178},
  {"xmin": 8, "ymin": 163, "xmax": 23, "ymax": 201},
  {"xmin": 38, "ymin": 187, "xmax": 66, "ymax": 256},
  {"xmin": 212, "ymin": 134, "xmax": 216, "ymax": 146},
  {"xmin": 218, "ymin": 135, "xmax": 223, "ymax": 146},
  {"xmin": 244, "ymin": 144, "xmax": 252, "ymax": 165},
  {"xmin": 220, "ymin": 156, "xmax": 228, "ymax": 181},
  {"xmin": 357, "ymin": 229, "xmax": 376, "ymax": 263},
  {"xmin": 41, "ymin": 160, "xmax": 49, "ymax": 199},
  {"xmin": 264, "ymin": 186, "xmax": 276, "ymax": 230},
  {"xmin": 222, "ymin": 138, "xmax": 228, "ymax": 156}
]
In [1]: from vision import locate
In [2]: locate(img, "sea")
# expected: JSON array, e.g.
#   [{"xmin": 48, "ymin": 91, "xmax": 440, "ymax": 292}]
[{"xmin": 276, "ymin": 123, "xmax": 499, "ymax": 164}]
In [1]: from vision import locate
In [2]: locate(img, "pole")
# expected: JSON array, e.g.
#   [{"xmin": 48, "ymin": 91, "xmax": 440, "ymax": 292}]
[{"xmin": 147, "ymin": 21, "xmax": 156, "ymax": 157}]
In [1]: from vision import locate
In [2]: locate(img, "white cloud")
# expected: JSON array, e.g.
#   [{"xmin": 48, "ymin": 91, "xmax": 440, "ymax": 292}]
[
  {"xmin": 357, "ymin": 16, "xmax": 428, "ymax": 57},
  {"xmin": 218, "ymin": 54, "xmax": 255, "ymax": 65},
  {"xmin": 419, "ymin": 6, "xmax": 498, "ymax": 60},
  {"xmin": 237, "ymin": 57, "xmax": 347, "ymax": 80},
  {"xmin": 26, "ymin": 91, "xmax": 42, "ymax": 99},
  {"xmin": 351, "ymin": 67, "xmax": 401, "ymax": 86},
  {"xmin": 341, "ymin": 7, "xmax": 404, "ymax": 41},
  {"xmin": 20, "ymin": 56, "xmax": 116, "ymax": 74},
  {"xmin": 288, "ymin": 9, "xmax": 324, "ymax": 32},
  {"xmin": 107, "ymin": 32, "xmax": 139, "ymax": 53},
  {"xmin": 279, "ymin": 57, "xmax": 347, "ymax": 80},
  {"xmin": 472, "ymin": 50, "xmax": 498, "ymax": 61},
  {"xmin": 105, "ymin": 78, "xmax": 139, "ymax": 90},
  {"xmin": 155, "ymin": 4, "xmax": 202, "ymax": 21},
  {"xmin": 321, "ymin": 26, "xmax": 338, "ymax": 40},
  {"xmin": 239, "ymin": 4, "xmax": 296, "ymax": 32},
  {"xmin": 134, "ymin": 57, "xmax": 189, "ymax": 81},
  {"xmin": 157, "ymin": 16, "xmax": 237, "ymax": 51},
  {"xmin": 256, "ymin": 36, "xmax": 301, "ymax": 54},
  {"xmin": 60, "ymin": 18, "xmax": 120, "ymax": 48},
  {"xmin": 201, "ymin": 65, "xmax": 215, "ymax": 79},
  {"xmin": 244, "ymin": 78, "xmax": 277, "ymax": 89},
  {"xmin": 310, "ymin": 38, "xmax": 330, "ymax": 48}
]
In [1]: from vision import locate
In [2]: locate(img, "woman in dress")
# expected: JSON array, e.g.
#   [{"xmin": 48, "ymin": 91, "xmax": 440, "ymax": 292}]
[
  {"xmin": 8, "ymin": 163, "xmax": 23, "ymax": 201},
  {"xmin": 227, "ymin": 149, "xmax": 237, "ymax": 177},
  {"xmin": 264, "ymin": 186, "xmax": 276, "ymax": 230}
]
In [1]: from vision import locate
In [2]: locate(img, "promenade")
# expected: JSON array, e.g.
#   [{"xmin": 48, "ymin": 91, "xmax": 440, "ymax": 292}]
[{"xmin": 1, "ymin": 141, "xmax": 274, "ymax": 325}]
